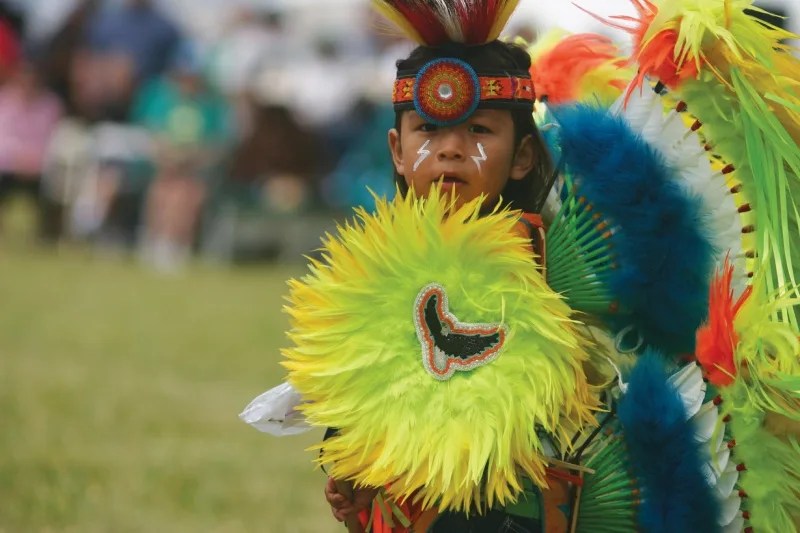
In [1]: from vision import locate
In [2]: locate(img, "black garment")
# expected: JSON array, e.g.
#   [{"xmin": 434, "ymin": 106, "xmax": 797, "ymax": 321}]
[{"xmin": 430, "ymin": 509, "xmax": 541, "ymax": 533}]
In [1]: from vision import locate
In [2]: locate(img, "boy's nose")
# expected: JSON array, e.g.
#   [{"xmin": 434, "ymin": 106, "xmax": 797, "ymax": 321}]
[{"xmin": 436, "ymin": 130, "xmax": 465, "ymax": 161}]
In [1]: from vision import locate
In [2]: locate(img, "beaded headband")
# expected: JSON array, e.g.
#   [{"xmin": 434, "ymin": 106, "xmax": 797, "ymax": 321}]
[
  {"xmin": 373, "ymin": 1, "xmax": 532, "ymax": 126},
  {"xmin": 393, "ymin": 57, "xmax": 535, "ymax": 126}
]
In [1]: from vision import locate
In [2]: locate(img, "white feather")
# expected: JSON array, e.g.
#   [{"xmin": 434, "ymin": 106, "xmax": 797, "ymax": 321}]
[
  {"xmin": 616, "ymin": 83, "xmax": 747, "ymax": 289},
  {"xmin": 668, "ymin": 363, "xmax": 706, "ymax": 419},
  {"xmin": 610, "ymin": 81, "xmax": 649, "ymax": 125},
  {"xmin": 712, "ymin": 439, "xmax": 731, "ymax": 474},
  {"xmin": 721, "ymin": 514, "xmax": 745, "ymax": 533},
  {"xmin": 690, "ymin": 401, "xmax": 725, "ymax": 451},
  {"xmin": 239, "ymin": 382, "xmax": 312, "ymax": 436},
  {"xmin": 701, "ymin": 461, "xmax": 718, "ymax": 485},
  {"xmin": 718, "ymin": 494, "xmax": 743, "ymax": 527},
  {"xmin": 439, "ymin": 1, "xmax": 465, "ymax": 42},
  {"xmin": 668, "ymin": 361, "xmax": 700, "ymax": 388},
  {"xmin": 714, "ymin": 465, "xmax": 739, "ymax": 499}
]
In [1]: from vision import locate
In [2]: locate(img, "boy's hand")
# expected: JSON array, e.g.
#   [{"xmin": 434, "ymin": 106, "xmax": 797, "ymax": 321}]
[{"xmin": 325, "ymin": 477, "xmax": 378, "ymax": 522}]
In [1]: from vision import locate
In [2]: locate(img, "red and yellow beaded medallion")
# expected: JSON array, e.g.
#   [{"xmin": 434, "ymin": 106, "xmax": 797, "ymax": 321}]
[{"xmin": 413, "ymin": 58, "xmax": 481, "ymax": 127}]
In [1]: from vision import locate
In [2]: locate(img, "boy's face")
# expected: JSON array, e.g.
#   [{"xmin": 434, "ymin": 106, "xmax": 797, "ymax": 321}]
[{"xmin": 388, "ymin": 109, "xmax": 535, "ymax": 208}]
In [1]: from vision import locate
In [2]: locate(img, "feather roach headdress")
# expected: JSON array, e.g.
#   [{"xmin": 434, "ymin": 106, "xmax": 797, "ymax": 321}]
[
  {"xmin": 373, "ymin": 0, "xmax": 521, "ymax": 46},
  {"xmin": 376, "ymin": 0, "xmax": 535, "ymax": 126}
]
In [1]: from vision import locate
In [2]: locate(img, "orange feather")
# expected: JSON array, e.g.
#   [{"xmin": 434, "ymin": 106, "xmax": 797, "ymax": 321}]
[
  {"xmin": 579, "ymin": 0, "xmax": 700, "ymax": 103},
  {"xmin": 696, "ymin": 258, "xmax": 752, "ymax": 387},
  {"xmin": 529, "ymin": 33, "xmax": 627, "ymax": 105}
]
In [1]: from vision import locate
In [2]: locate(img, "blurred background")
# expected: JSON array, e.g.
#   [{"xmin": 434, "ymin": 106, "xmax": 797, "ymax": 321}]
[{"xmin": 0, "ymin": 0, "xmax": 795, "ymax": 531}]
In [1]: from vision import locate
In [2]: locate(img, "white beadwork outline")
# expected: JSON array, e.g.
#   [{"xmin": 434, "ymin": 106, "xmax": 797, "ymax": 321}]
[{"xmin": 413, "ymin": 282, "xmax": 507, "ymax": 381}]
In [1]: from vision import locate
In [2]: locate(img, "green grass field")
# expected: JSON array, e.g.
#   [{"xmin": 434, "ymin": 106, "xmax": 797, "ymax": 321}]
[{"xmin": 1, "ymin": 231, "xmax": 341, "ymax": 531}]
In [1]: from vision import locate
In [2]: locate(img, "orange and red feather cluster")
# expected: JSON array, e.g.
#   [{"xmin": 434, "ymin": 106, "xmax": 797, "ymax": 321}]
[
  {"xmin": 582, "ymin": 0, "xmax": 699, "ymax": 101},
  {"xmin": 529, "ymin": 33, "xmax": 627, "ymax": 104},
  {"xmin": 696, "ymin": 259, "xmax": 752, "ymax": 387}
]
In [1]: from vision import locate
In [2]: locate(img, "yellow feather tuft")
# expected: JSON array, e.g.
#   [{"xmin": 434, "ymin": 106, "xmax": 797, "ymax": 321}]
[
  {"xmin": 733, "ymin": 267, "xmax": 800, "ymax": 419},
  {"xmin": 283, "ymin": 186, "xmax": 598, "ymax": 513},
  {"xmin": 370, "ymin": 1, "xmax": 426, "ymax": 44},
  {"xmin": 488, "ymin": 0, "xmax": 522, "ymax": 42},
  {"xmin": 639, "ymin": 0, "xmax": 800, "ymax": 85}
]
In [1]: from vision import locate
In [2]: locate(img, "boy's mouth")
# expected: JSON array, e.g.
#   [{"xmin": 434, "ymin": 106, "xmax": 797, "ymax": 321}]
[{"xmin": 438, "ymin": 174, "xmax": 466, "ymax": 185}]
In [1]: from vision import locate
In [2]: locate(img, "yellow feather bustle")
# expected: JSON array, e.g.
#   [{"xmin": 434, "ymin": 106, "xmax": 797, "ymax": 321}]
[
  {"xmin": 282, "ymin": 188, "xmax": 598, "ymax": 513},
  {"xmin": 712, "ymin": 264, "xmax": 800, "ymax": 531},
  {"xmin": 733, "ymin": 269, "xmax": 800, "ymax": 418},
  {"xmin": 626, "ymin": 0, "xmax": 800, "ymax": 327}
]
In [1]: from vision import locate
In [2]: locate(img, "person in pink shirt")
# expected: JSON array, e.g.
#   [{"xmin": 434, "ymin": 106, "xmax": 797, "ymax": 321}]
[{"xmin": 0, "ymin": 58, "xmax": 64, "ymax": 239}]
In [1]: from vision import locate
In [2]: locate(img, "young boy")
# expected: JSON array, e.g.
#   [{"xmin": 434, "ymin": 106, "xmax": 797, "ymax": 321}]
[{"xmin": 324, "ymin": 2, "xmax": 557, "ymax": 531}]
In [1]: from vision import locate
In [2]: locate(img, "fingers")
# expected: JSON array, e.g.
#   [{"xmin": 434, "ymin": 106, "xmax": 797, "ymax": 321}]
[
  {"xmin": 332, "ymin": 505, "xmax": 356, "ymax": 522},
  {"xmin": 329, "ymin": 493, "xmax": 348, "ymax": 506},
  {"xmin": 324, "ymin": 477, "xmax": 339, "ymax": 501},
  {"xmin": 326, "ymin": 478, "xmax": 377, "ymax": 523},
  {"xmin": 325, "ymin": 477, "xmax": 350, "ymax": 512}
]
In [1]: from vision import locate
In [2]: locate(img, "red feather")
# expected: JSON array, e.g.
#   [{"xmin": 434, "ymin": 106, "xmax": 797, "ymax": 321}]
[
  {"xmin": 696, "ymin": 258, "xmax": 752, "ymax": 387},
  {"xmin": 457, "ymin": 0, "xmax": 500, "ymax": 45},
  {"xmin": 378, "ymin": 0, "xmax": 517, "ymax": 46},
  {"xmin": 392, "ymin": 1, "xmax": 449, "ymax": 46},
  {"xmin": 579, "ymin": 0, "xmax": 700, "ymax": 104}
]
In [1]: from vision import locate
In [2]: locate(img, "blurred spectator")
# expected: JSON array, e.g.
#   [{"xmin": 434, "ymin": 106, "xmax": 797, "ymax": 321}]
[
  {"xmin": 37, "ymin": 0, "xmax": 101, "ymax": 117},
  {"xmin": 361, "ymin": 7, "xmax": 414, "ymax": 104},
  {"xmin": 321, "ymin": 103, "xmax": 396, "ymax": 212},
  {"xmin": 209, "ymin": 7, "xmax": 290, "ymax": 139},
  {"xmin": 224, "ymin": 101, "xmax": 322, "ymax": 207},
  {"xmin": 72, "ymin": 0, "xmax": 181, "ymax": 121},
  {"xmin": 68, "ymin": 122, "xmax": 154, "ymax": 248},
  {"xmin": 39, "ymin": 117, "xmax": 94, "ymax": 241},
  {"xmin": 0, "ymin": 2, "xmax": 22, "ymax": 86},
  {"xmin": 0, "ymin": 0, "xmax": 24, "ymax": 38},
  {"xmin": 210, "ymin": 7, "xmax": 288, "ymax": 100},
  {"xmin": 85, "ymin": 0, "xmax": 180, "ymax": 81},
  {"xmin": 312, "ymin": 9, "xmax": 411, "ymax": 212},
  {"xmin": 132, "ymin": 41, "xmax": 231, "ymax": 271},
  {"xmin": 0, "ymin": 59, "xmax": 64, "ymax": 240},
  {"xmin": 284, "ymin": 37, "xmax": 363, "ymax": 151}
]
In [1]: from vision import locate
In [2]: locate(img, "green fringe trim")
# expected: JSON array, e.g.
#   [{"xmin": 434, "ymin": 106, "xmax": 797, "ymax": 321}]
[{"xmin": 546, "ymin": 175, "xmax": 616, "ymax": 314}]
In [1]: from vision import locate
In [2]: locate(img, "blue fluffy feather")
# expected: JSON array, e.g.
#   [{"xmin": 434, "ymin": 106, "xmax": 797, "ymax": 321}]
[
  {"xmin": 551, "ymin": 104, "xmax": 714, "ymax": 355},
  {"xmin": 619, "ymin": 351, "xmax": 721, "ymax": 533}
]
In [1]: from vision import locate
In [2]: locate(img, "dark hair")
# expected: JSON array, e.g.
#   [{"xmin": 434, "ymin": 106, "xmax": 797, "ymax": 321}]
[{"xmin": 392, "ymin": 41, "xmax": 553, "ymax": 213}]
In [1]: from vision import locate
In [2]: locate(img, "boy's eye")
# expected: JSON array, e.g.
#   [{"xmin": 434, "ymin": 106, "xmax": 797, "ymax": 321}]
[
  {"xmin": 419, "ymin": 123, "xmax": 438, "ymax": 132},
  {"xmin": 469, "ymin": 124, "xmax": 492, "ymax": 134}
]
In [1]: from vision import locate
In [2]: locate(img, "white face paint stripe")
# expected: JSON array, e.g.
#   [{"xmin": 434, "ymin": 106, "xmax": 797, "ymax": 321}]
[
  {"xmin": 471, "ymin": 142, "xmax": 487, "ymax": 174},
  {"xmin": 413, "ymin": 140, "xmax": 431, "ymax": 172}
]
